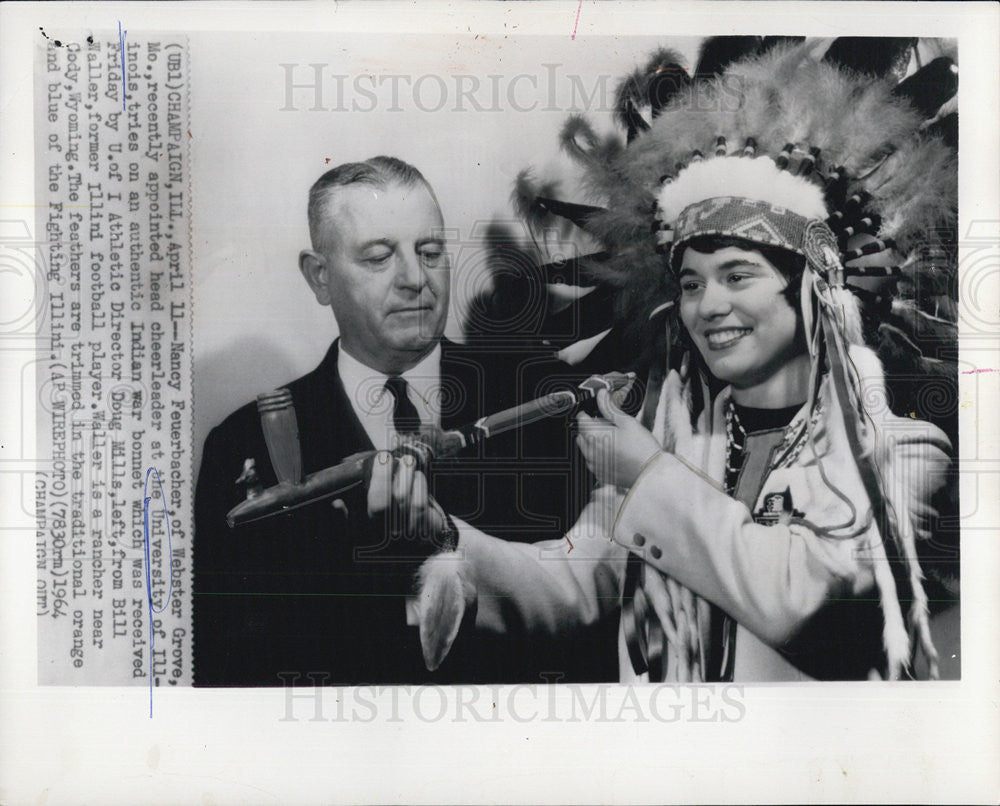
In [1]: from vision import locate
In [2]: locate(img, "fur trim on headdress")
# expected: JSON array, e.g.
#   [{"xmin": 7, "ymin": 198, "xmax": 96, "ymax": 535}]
[{"xmin": 657, "ymin": 156, "xmax": 828, "ymax": 223}]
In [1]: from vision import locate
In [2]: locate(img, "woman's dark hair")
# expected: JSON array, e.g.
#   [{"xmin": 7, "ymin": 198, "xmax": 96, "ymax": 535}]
[{"xmin": 671, "ymin": 234, "xmax": 806, "ymax": 309}]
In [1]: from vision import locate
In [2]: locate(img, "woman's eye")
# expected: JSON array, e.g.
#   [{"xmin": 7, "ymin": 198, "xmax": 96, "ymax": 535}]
[
  {"xmin": 680, "ymin": 281, "xmax": 702, "ymax": 294},
  {"xmin": 727, "ymin": 272, "xmax": 750, "ymax": 284}
]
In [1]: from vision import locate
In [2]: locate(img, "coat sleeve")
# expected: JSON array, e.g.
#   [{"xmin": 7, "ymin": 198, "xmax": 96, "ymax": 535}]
[
  {"xmin": 611, "ymin": 452, "xmax": 874, "ymax": 646},
  {"xmin": 445, "ymin": 486, "xmax": 628, "ymax": 636},
  {"xmin": 610, "ymin": 422, "xmax": 952, "ymax": 649}
]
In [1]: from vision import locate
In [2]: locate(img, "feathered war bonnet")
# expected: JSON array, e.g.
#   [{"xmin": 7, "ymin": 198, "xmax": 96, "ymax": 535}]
[{"xmin": 525, "ymin": 39, "xmax": 957, "ymax": 679}]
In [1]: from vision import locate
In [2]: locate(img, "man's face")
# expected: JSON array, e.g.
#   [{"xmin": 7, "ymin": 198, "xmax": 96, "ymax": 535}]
[
  {"xmin": 678, "ymin": 245, "xmax": 805, "ymax": 400},
  {"xmin": 304, "ymin": 181, "xmax": 449, "ymax": 373}
]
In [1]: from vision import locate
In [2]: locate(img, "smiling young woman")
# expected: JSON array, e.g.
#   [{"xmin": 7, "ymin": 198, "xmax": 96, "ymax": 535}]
[
  {"xmin": 677, "ymin": 241, "xmax": 811, "ymax": 408},
  {"xmin": 412, "ymin": 41, "xmax": 957, "ymax": 684}
]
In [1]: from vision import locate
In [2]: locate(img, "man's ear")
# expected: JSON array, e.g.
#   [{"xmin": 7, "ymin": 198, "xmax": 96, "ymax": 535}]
[{"xmin": 299, "ymin": 249, "xmax": 331, "ymax": 306}]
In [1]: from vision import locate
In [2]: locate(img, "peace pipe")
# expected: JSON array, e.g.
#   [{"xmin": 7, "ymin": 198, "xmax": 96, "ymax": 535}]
[{"xmin": 226, "ymin": 371, "xmax": 634, "ymax": 528}]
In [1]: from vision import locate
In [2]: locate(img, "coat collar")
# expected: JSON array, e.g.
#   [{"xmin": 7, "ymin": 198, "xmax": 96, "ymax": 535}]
[{"xmin": 294, "ymin": 338, "xmax": 480, "ymax": 470}]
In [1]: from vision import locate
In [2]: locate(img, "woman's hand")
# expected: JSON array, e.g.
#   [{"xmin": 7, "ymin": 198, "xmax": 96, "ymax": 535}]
[{"xmin": 576, "ymin": 388, "xmax": 662, "ymax": 489}]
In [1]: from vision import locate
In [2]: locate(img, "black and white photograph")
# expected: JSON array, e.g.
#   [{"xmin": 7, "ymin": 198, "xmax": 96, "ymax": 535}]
[
  {"xmin": 193, "ymin": 33, "xmax": 964, "ymax": 689},
  {"xmin": 2, "ymin": 2, "xmax": 998, "ymax": 803}
]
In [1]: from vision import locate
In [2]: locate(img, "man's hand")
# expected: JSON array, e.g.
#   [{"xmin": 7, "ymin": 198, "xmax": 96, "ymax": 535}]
[
  {"xmin": 576, "ymin": 388, "xmax": 662, "ymax": 489},
  {"xmin": 366, "ymin": 451, "xmax": 449, "ymax": 542}
]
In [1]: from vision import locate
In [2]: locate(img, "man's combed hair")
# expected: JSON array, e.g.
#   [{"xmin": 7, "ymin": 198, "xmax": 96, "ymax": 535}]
[{"xmin": 307, "ymin": 156, "xmax": 434, "ymax": 249}]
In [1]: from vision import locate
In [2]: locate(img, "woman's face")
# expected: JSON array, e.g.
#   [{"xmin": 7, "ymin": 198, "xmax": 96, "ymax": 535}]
[{"xmin": 678, "ymin": 245, "xmax": 808, "ymax": 405}]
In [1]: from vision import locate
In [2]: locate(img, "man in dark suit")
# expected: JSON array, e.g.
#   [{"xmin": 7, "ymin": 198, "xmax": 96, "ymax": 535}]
[{"xmin": 193, "ymin": 156, "xmax": 617, "ymax": 686}]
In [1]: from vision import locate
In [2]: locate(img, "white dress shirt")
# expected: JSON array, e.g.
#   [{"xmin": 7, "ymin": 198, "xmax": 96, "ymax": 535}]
[{"xmin": 337, "ymin": 343, "xmax": 442, "ymax": 451}]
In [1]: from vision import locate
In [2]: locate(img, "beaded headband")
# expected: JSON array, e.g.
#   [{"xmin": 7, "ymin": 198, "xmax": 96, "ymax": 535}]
[{"xmin": 653, "ymin": 151, "xmax": 904, "ymax": 287}]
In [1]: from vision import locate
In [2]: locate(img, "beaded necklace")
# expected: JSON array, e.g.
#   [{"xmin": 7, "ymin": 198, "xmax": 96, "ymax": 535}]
[
  {"xmin": 723, "ymin": 403, "xmax": 747, "ymax": 495},
  {"xmin": 723, "ymin": 397, "xmax": 822, "ymax": 495}
]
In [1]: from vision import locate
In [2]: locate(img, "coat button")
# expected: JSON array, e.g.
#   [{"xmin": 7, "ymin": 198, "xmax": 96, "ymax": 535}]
[
  {"xmin": 633, "ymin": 533, "xmax": 645, "ymax": 546},
  {"xmin": 650, "ymin": 545, "xmax": 662, "ymax": 559}
]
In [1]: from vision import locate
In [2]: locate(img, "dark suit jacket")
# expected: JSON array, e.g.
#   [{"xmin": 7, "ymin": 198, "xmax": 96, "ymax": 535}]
[{"xmin": 193, "ymin": 339, "xmax": 618, "ymax": 686}]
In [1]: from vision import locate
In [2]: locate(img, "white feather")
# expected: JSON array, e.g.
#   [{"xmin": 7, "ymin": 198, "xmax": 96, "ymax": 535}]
[
  {"xmin": 657, "ymin": 156, "xmax": 828, "ymax": 224},
  {"xmin": 415, "ymin": 552, "xmax": 476, "ymax": 671}
]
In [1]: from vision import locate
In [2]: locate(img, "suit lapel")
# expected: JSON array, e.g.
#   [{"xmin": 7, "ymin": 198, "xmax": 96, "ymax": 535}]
[
  {"xmin": 439, "ymin": 339, "xmax": 485, "ymax": 431},
  {"xmin": 291, "ymin": 339, "xmax": 375, "ymax": 473},
  {"xmin": 292, "ymin": 339, "xmax": 485, "ymax": 464}
]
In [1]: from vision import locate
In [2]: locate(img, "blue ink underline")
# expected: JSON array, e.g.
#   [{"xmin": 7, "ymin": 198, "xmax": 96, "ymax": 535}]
[
  {"xmin": 143, "ymin": 467, "xmax": 174, "ymax": 718},
  {"xmin": 118, "ymin": 21, "xmax": 127, "ymax": 111}
]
